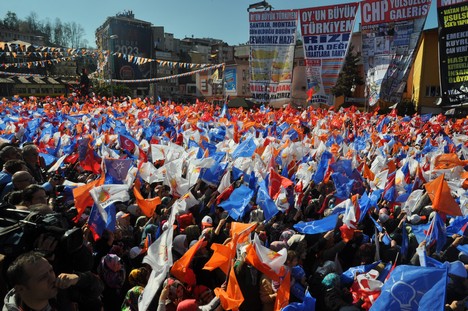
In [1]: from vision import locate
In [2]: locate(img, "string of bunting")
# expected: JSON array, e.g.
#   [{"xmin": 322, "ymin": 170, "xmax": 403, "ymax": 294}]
[
  {"xmin": 1, "ymin": 42, "xmax": 219, "ymax": 69},
  {"xmin": 0, "ymin": 55, "xmax": 80, "ymax": 69},
  {"xmin": 100, "ymin": 63, "xmax": 225, "ymax": 83}
]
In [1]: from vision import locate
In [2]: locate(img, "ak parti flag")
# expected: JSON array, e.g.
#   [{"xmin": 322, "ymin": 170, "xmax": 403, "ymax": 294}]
[
  {"xmin": 306, "ymin": 87, "xmax": 315, "ymax": 102},
  {"xmin": 425, "ymin": 174, "xmax": 462, "ymax": 216},
  {"xmin": 72, "ymin": 175, "xmax": 105, "ymax": 222},
  {"xmin": 363, "ymin": 162, "xmax": 375, "ymax": 181},
  {"xmin": 171, "ymin": 238, "xmax": 205, "ymax": 284},
  {"xmin": 214, "ymin": 263, "xmax": 244, "ymax": 311},
  {"xmin": 434, "ymin": 153, "xmax": 468, "ymax": 169},
  {"xmin": 230, "ymin": 221, "xmax": 257, "ymax": 244},
  {"xmin": 203, "ymin": 243, "xmax": 232, "ymax": 275},
  {"xmin": 274, "ymin": 271, "xmax": 291, "ymax": 311},
  {"xmin": 133, "ymin": 179, "xmax": 161, "ymax": 218}
]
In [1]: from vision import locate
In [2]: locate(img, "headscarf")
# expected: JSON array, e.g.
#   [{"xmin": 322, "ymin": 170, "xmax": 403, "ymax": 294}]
[{"xmin": 173, "ymin": 234, "xmax": 188, "ymax": 257}]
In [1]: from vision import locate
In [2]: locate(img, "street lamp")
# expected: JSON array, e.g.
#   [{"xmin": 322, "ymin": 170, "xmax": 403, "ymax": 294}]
[{"xmin": 109, "ymin": 34, "xmax": 118, "ymax": 99}]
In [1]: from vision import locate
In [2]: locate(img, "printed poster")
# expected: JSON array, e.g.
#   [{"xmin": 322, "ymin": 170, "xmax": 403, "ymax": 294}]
[
  {"xmin": 438, "ymin": 0, "xmax": 468, "ymax": 106},
  {"xmin": 299, "ymin": 2, "xmax": 359, "ymax": 105},
  {"xmin": 225, "ymin": 68, "xmax": 237, "ymax": 94},
  {"xmin": 249, "ymin": 10, "xmax": 298, "ymax": 105},
  {"xmin": 361, "ymin": 0, "xmax": 432, "ymax": 106}
]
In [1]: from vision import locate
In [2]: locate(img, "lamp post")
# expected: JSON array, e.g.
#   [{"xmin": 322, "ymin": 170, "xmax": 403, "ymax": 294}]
[{"xmin": 109, "ymin": 34, "xmax": 118, "ymax": 99}]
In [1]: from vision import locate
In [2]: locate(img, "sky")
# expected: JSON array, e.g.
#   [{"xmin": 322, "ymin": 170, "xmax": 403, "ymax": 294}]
[{"xmin": 3, "ymin": 0, "xmax": 439, "ymax": 47}]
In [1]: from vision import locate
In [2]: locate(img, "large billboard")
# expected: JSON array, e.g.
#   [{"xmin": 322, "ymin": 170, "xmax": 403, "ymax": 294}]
[
  {"xmin": 361, "ymin": 0, "xmax": 431, "ymax": 106},
  {"xmin": 299, "ymin": 2, "xmax": 359, "ymax": 105},
  {"xmin": 249, "ymin": 10, "xmax": 298, "ymax": 106},
  {"xmin": 109, "ymin": 19, "xmax": 153, "ymax": 80},
  {"xmin": 438, "ymin": 0, "xmax": 468, "ymax": 107}
]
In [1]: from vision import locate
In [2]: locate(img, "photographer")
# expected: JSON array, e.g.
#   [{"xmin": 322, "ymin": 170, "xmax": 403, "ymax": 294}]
[{"xmin": 3, "ymin": 251, "xmax": 103, "ymax": 311}]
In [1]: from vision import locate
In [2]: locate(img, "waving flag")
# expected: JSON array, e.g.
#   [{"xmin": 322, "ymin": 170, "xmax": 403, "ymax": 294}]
[
  {"xmin": 312, "ymin": 151, "xmax": 332, "ymax": 184},
  {"xmin": 232, "ymin": 136, "xmax": 257, "ymax": 158},
  {"xmin": 425, "ymin": 174, "xmax": 462, "ymax": 216},
  {"xmin": 425, "ymin": 212, "xmax": 447, "ymax": 253},
  {"xmin": 133, "ymin": 179, "xmax": 161, "ymax": 218},
  {"xmin": 341, "ymin": 261, "xmax": 381, "ymax": 284},
  {"xmin": 293, "ymin": 214, "xmax": 338, "ymax": 235},
  {"xmin": 332, "ymin": 172, "xmax": 355, "ymax": 199},
  {"xmin": 218, "ymin": 185, "xmax": 254, "ymax": 220},
  {"xmin": 203, "ymin": 243, "xmax": 232, "ymax": 275},
  {"xmin": 139, "ymin": 206, "xmax": 176, "ymax": 311},
  {"xmin": 72, "ymin": 176, "xmax": 105, "ymax": 222},
  {"xmin": 256, "ymin": 179, "xmax": 279, "ymax": 222},
  {"xmin": 268, "ymin": 167, "xmax": 294, "ymax": 199},
  {"xmin": 370, "ymin": 265, "xmax": 448, "ymax": 311},
  {"xmin": 214, "ymin": 261, "xmax": 244, "ymax": 311},
  {"xmin": 245, "ymin": 234, "xmax": 287, "ymax": 282},
  {"xmin": 283, "ymin": 289, "xmax": 316, "ymax": 311},
  {"xmin": 104, "ymin": 158, "xmax": 133, "ymax": 184},
  {"xmin": 171, "ymin": 238, "xmax": 205, "ymax": 284}
]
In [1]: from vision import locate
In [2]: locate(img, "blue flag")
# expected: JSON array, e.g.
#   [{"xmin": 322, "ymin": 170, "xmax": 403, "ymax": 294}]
[
  {"xmin": 370, "ymin": 265, "xmax": 448, "ymax": 311},
  {"xmin": 358, "ymin": 192, "xmax": 372, "ymax": 223},
  {"xmin": 283, "ymin": 290, "xmax": 316, "ymax": 311},
  {"xmin": 218, "ymin": 185, "xmax": 254, "ymax": 220},
  {"xmin": 88, "ymin": 203, "xmax": 117, "ymax": 238},
  {"xmin": 256, "ymin": 180, "xmax": 279, "ymax": 222},
  {"xmin": 232, "ymin": 137, "xmax": 257, "ymax": 158},
  {"xmin": 104, "ymin": 158, "xmax": 133, "ymax": 184},
  {"xmin": 331, "ymin": 173, "xmax": 354, "ymax": 199},
  {"xmin": 312, "ymin": 151, "xmax": 332, "ymax": 184},
  {"xmin": 425, "ymin": 212, "xmax": 447, "ymax": 253},
  {"xmin": 293, "ymin": 214, "xmax": 338, "ymax": 235},
  {"xmin": 330, "ymin": 159, "xmax": 353, "ymax": 177}
]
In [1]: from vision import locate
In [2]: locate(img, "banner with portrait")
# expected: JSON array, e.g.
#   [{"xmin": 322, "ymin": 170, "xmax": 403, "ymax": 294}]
[
  {"xmin": 361, "ymin": 0, "xmax": 432, "ymax": 106},
  {"xmin": 299, "ymin": 2, "xmax": 359, "ymax": 105},
  {"xmin": 438, "ymin": 0, "xmax": 468, "ymax": 107},
  {"xmin": 249, "ymin": 10, "xmax": 298, "ymax": 106}
]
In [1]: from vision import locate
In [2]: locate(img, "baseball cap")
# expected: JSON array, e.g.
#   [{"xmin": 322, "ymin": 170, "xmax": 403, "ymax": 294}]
[
  {"xmin": 116, "ymin": 211, "xmax": 130, "ymax": 220},
  {"xmin": 201, "ymin": 216, "xmax": 213, "ymax": 228}
]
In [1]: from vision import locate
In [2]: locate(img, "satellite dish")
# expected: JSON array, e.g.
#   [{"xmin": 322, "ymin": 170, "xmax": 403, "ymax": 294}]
[{"xmin": 435, "ymin": 98, "xmax": 442, "ymax": 106}]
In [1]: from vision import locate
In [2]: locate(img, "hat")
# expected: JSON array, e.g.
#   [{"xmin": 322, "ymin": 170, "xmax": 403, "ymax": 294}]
[
  {"xmin": 116, "ymin": 211, "xmax": 130, "ymax": 220},
  {"xmin": 127, "ymin": 204, "xmax": 140, "ymax": 216},
  {"xmin": 201, "ymin": 216, "xmax": 213, "ymax": 228},
  {"xmin": 176, "ymin": 299, "xmax": 198, "ymax": 311},
  {"xmin": 287, "ymin": 234, "xmax": 305, "ymax": 247},
  {"xmin": 129, "ymin": 246, "xmax": 143, "ymax": 259}
]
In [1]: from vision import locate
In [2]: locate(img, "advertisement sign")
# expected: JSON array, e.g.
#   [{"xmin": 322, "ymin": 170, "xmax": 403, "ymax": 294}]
[
  {"xmin": 438, "ymin": 0, "xmax": 468, "ymax": 106},
  {"xmin": 110, "ymin": 19, "xmax": 153, "ymax": 80},
  {"xmin": 249, "ymin": 10, "xmax": 298, "ymax": 105},
  {"xmin": 225, "ymin": 68, "xmax": 237, "ymax": 94},
  {"xmin": 361, "ymin": 0, "xmax": 431, "ymax": 106},
  {"xmin": 299, "ymin": 2, "xmax": 359, "ymax": 105}
]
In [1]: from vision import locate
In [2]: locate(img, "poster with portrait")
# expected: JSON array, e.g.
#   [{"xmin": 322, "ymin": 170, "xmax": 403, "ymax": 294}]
[
  {"xmin": 299, "ymin": 2, "xmax": 359, "ymax": 105},
  {"xmin": 361, "ymin": 0, "xmax": 431, "ymax": 106}
]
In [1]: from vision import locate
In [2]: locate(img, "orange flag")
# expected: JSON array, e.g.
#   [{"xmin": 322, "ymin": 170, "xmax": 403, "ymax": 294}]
[
  {"xmin": 73, "ymin": 175, "xmax": 105, "ymax": 222},
  {"xmin": 424, "ymin": 174, "xmax": 462, "ymax": 216},
  {"xmin": 230, "ymin": 222, "xmax": 257, "ymax": 244},
  {"xmin": 214, "ymin": 264, "xmax": 244, "ymax": 311},
  {"xmin": 434, "ymin": 153, "xmax": 468, "ymax": 169},
  {"xmin": 203, "ymin": 243, "xmax": 232, "ymax": 275},
  {"xmin": 386, "ymin": 159, "xmax": 396, "ymax": 174},
  {"xmin": 274, "ymin": 271, "xmax": 290, "ymax": 311},
  {"xmin": 363, "ymin": 163, "xmax": 375, "ymax": 181},
  {"xmin": 133, "ymin": 179, "xmax": 161, "ymax": 218},
  {"xmin": 170, "ymin": 238, "xmax": 205, "ymax": 283},
  {"xmin": 245, "ymin": 244, "xmax": 281, "ymax": 282}
]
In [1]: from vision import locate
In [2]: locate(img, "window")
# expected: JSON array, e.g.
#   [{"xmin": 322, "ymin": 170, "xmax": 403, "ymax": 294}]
[{"xmin": 425, "ymin": 86, "xmax": 440, "ymax": 97}]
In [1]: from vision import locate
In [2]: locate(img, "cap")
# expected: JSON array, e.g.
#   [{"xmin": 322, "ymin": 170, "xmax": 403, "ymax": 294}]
[
  {"xmin": 116, "ymin": 211, "xmax": 130, "ymax": 220},
  {"xmin": 287, "ymin": 234, "xmax": 305, "ymax": 247},
  {"xmin": 127, "ymin": 204, "xmax": 140, "ymax": 216},
  {"xmin": 129, "ymin": 246, "xmax": 143, "ymax": 259},
  {"xmin": 201, "ymin": 216, "xmax": 213, "ymax": 228}
]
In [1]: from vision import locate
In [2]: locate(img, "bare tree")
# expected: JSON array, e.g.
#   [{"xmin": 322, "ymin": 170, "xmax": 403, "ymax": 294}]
[
  {"xmin": 53, "ymin": 18, "xmax": 66, "ymax": 46},
  {"xmin": 3, "ymin": 11, "xmax": 19, "ymax": 30},
  {"xmin": 26, "ymin": 12, "xmax": 41, "ymax": 33}
]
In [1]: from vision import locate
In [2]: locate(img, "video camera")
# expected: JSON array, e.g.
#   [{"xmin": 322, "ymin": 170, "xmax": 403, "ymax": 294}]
[{"xmin": 0, "ymin": 205, "xmax": 83, "ymax": 261}]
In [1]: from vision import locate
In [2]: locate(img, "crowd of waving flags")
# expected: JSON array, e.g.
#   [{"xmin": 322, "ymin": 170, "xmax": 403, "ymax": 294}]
[{"xmin": 1, "ymin": 97, "xmax": 468, "ymax": 310}]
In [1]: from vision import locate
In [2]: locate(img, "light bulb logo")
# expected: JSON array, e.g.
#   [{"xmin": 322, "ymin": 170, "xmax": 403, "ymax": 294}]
[{"xmin": 390, "ymin": 281, "xmax": 416, "ymax": 311}]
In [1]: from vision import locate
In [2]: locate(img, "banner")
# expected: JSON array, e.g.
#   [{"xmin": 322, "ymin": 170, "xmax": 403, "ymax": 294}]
[
  {"xmin": 225, "ymin": 68, "xmax": 237, "ymax": 95},
  {"xmin": 249, "ymin": 10, "xmax": 298, "ymax": 105},
  {"xmin": 361, "ymin": 0, "xmax": 432, "ymax": 106},
  {"xmin": 438, "ymin": 0, "xmax": 468, "ymax": 107},
  {"xmin": 299, "ymin": 2, "xmax": 359, "ymax": 105}
]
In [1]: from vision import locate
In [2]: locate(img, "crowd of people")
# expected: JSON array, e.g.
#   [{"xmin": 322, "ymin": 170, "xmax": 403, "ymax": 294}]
[{"xmin": 0, "ymin": 95, "xmax": 467, "ymax": 311}]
